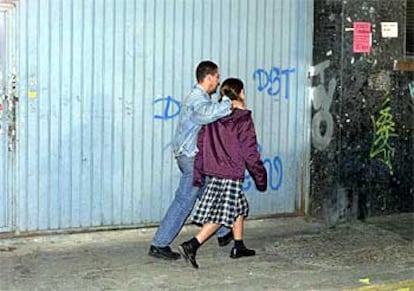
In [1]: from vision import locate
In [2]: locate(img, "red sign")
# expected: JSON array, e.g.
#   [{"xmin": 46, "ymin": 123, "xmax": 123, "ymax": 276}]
[{"xmin": 353, "ymin": 22, "xmax": 371, "ymax": 53}]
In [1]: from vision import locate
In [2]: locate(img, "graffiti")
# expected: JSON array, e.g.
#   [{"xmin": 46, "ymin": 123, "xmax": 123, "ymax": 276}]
[
  {"xmin": 369, "ymin": 94, "xmax": 398, "ymax": 175},
  {"xmin": 368, "ymin": 70, "xmax": 391, "ymax": 92},
  {"xmin": 309, "ymin": 60, "xmax": 336, "ymax": 151},
  {"xmin": 409, "ymin": 81, "xmax": 414, "ymax": 100},
  {"xmin": 263, "ymin": 155, "xmax": 283, "ymax": 190},
  {"xmin": 153, "ymin": 95, "xmax": 181, "ymax": 120},
  {"xmin": 253, "ymin": 66, "xmax": 296, "ymax": 99},
  {"xmin": 0, "ymin": 73, "xmax": 18, "ymax": 150},
  {"xmin": 243, "ymin": 153, "xmax": 283, "ymax": 192}
]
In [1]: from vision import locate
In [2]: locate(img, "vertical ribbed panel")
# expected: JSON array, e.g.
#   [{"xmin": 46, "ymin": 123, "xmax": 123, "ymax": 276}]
[
  {"xmin": 0, "ymin": 3, "xmax": 17, "ymax": 232},
  {"xmin": 0, "ymin": 10, "xmax": 8, "ymax": 230},
  {"xmin": 15, "ymin": 0, "xmax": 313, "ymax": 232}
]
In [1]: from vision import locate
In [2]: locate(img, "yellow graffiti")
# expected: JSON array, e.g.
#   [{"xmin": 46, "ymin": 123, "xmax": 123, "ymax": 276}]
[{"xmin": 369, "ymin": 96, "xmax": 398, "ymax": 175}]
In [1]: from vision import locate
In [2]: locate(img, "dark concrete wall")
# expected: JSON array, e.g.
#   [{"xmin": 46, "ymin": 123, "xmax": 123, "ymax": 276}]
[{"xmin": 311, "ymin": 0, "xmax": 414, "ymax": 223}]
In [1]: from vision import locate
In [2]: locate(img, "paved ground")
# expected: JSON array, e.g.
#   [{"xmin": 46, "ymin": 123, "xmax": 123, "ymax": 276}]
[{"xmin": 0, "ymin": 213, "xmax": 413, "ymax": 291}]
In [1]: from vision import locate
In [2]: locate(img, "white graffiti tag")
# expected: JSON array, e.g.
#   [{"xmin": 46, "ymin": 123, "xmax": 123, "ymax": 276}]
[{"xmin": 309, "ymin": 60, "xmax": 336, "ymax": 151}]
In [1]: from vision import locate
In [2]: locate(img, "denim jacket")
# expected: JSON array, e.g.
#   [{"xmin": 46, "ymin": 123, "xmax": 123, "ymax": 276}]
[{"xmin": 172, "ymin": 85, "xmax": 232, "ymax": 157}]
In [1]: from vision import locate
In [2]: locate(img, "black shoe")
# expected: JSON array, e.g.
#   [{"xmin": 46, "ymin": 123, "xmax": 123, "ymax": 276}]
[
  {"xmin": 217, "ymin": 231, "xmax": 233, "ymax": 247},
  {"xmin": 148, "ymin": 245, "xmax": 181, "ymax": 260},
  {"xmin": 230, "ymin": 247, "xmax": 256, "ymax": 259},
  {"xmin": 178, "ymin": 241, "xmax": 199, "ymax": 269}
]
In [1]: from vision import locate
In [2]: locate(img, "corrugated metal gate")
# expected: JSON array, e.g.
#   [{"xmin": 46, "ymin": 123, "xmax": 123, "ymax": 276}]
[{"xmin": 2, "ymin": 0, "xmax": 313, "ymax": 233}]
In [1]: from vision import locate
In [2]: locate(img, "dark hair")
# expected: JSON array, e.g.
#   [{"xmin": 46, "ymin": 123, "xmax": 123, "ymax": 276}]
[
  {"xmin": 219, "ymin": 78, "xmax": 244, "ymax": 101},
  {"xmin": 196, "ymin": 60, "xmax": 218, "ymax": 82}
]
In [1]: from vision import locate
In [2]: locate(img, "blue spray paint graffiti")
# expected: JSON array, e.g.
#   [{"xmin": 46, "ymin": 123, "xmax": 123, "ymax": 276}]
[
  {"xmin": 153, "ymin": 96, "xmax": 181, "ymax": 120},
  {"xmin": 243, "ymin": 154, "xmax": 283, "ymax": 192},
  {"xmin": 154, "ymin": 67, "xmax": 295, "ymax": 120},
  {"xmin": 253, "ymin": 67, "xmax": 296, "ymax": 99}
]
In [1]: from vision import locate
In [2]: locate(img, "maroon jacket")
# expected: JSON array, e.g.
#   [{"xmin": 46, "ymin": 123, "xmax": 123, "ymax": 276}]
[{"xmin": 193, "ymin": 109, "xmax": 267, "ymax": 191}]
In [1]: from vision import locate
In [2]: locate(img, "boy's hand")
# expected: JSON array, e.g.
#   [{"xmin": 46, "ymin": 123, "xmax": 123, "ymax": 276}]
[{"xmin": 231, "ymin": 100, "xmax": 246, "ymax": 110}]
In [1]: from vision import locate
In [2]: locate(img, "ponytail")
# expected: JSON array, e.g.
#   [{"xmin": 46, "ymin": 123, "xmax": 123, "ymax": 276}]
[{"xmin": 219, "ymin": 78, "xmax": 244, "ymax": 101}]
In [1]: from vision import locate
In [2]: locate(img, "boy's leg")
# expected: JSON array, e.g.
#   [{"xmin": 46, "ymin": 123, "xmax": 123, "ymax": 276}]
[
  {"xmin": 150, "ymin": 155, "xmax": 199, "ymax": 259},
  {"xmin": 216, "ymin": 226, "xmax": 233, "ymax": 246}
]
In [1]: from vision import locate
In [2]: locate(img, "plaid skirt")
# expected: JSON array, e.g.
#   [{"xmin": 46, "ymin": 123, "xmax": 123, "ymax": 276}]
[{"xmin": 192, "ymin": 177, "xmax": 249, "ymax": 228}]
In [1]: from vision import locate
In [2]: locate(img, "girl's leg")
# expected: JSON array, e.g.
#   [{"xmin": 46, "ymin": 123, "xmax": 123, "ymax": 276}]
[
  {"xmin": 230, "ymin": 215, "xmax": 255, "ymax": 258},
  {"xmin": 195, "ymin": 223, "xmax": 221, "ymax": 244},
  {"xmin": 232, "ymin": 215, "xmax": 244, "ymax": 241},
  {"xmin": 179, "ymin": 222, "xmax": 220, "ymax": 269}
]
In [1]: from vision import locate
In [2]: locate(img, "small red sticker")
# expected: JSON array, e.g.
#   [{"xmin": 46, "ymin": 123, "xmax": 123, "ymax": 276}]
[{"xmin": 353, "ymin": 22, "xmax": 372, "ymax": 53}]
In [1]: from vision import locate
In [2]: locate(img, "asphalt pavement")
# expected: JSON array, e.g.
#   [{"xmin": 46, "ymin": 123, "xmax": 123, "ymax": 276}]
[{"xmin": 0, "ymin": 213, "xmax": 413, "ymax": 290}]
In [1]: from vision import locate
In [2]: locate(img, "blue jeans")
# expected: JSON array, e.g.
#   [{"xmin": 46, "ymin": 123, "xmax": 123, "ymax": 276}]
[{"xmin": 152, "ymin": 155, "xmax": 230, "ymax": 247}]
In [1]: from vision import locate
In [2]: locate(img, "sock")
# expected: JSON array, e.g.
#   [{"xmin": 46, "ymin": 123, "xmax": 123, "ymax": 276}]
[
  {"xmin": 234, "ymin": 239, "xmax": 245, "ymax": 249},
  {"xmin": 188, "ymin": 237, "xmax": 201, "ymax": 250}
]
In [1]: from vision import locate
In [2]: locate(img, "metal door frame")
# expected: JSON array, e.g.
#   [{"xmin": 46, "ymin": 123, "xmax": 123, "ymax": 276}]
[{"xmin": 0, "ymin": 1, "xmax": 17, "ymax": 232}]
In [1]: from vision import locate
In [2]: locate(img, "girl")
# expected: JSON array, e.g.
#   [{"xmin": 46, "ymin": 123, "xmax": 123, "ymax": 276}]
[{"xmin": 179, "ymin": 78, "xmax": 267, "ymax": 269}]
